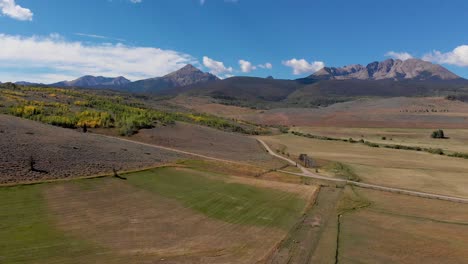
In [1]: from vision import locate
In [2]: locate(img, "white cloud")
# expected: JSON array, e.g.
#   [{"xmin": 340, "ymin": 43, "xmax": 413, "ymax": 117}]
[
  {"xmin": 200, "ymin": 0, "xmax": 238, "ymax": 5},
  {"xmin": 0, "ymin": 0, "xmax": 33, "ymax": 21},
  {"xmin": 422, "ymin": 45, "xmax": 468, "ymax": 67},
  {"xmin": 0, "ymin": 33, "xmax": 196, "ymax": 83},
  {"xmin": 385, "ymin": 51, "xmax": 413, "ymax": 61},
  {"xmin": 130, "ymin": 0, "xmax": 142, "ymax": 3},
  {"xmin": 282, "ymin": 58, "xmax": 325, "ymax": 75},
  {"xmin": 203, "ymin": 56, "xmax": 233, "ymax": 76},
  {"xmin": 258, "ymin": 62, "xmax": 272, "ymax": 69},
  {"xmin": 75, "ymin": 33, "xmax": 126, "ymax": 42},
  {"xmin": 239, "ymin": 59, "xmax": 256, "ymax": 73}
]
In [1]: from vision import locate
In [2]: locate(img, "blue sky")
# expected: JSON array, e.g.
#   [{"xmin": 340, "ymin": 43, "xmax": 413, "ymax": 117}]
[{"xmin": 1, "ymin": 0, "xmax": 468, "ymax": 82}]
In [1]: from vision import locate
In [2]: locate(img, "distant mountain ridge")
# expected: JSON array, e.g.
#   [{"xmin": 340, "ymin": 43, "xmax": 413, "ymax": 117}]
[
  {"xmin": 7, "ymin": 59, "xmax": 467, "ymax": 108},
  {"xmin": 308, "ymin": 58, "xmax": 460, "ymax": 81},
  {"xmin": 124, "ymin": 64, "xmax": 219, "ymax": 93},
  {"xmin": 51, "ymin": 76, "xmax": 131, "ymax": 88},
  {"xmin": 43, "ymin": 64, "xmax": 218, "ymax": 93}
]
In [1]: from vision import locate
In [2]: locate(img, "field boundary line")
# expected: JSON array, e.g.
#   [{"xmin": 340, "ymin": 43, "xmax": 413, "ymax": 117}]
[{"xmin": 0, "ymin": 163, "xmax": 184, "ymax": 188}]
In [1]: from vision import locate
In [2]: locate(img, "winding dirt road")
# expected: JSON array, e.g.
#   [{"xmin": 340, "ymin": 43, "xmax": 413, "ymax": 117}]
[
  {"xmin": 256, "ymin": 139, "xmax": 468, "ymax": 204},
  {"xmin": 94, "ymin": 133, "xmax": 468, "ymax": 204}
]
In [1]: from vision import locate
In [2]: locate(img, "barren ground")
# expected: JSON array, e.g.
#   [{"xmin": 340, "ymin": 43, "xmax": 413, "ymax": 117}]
[
  {"xmin": 0, "ymin": 114, "xmax": 187, "ymax": 184},
  {"xmin": 127, "ymin": 121, "xmax": 285, "ymax": 168}
]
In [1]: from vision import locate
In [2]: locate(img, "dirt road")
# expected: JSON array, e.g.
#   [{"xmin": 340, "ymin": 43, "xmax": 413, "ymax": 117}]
[{"xmin": 256, "ymin": 139, "xmax": 468, "ymax": 204}]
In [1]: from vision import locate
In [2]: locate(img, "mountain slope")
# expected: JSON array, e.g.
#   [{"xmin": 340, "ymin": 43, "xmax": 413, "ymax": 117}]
[
  {"xmin": 51, "ymin": 76, "xmax": 131, "ymax": 87},
  {"xmin": 124, "ymin": 64, "xmax": 219, "ymax": 93},
  {"xmin": 308, "ymin": 59, "xmax": 461, "ymax": 81},
  {"xmin": 180, "ymin": 76, "xmax": 301, "ymax": 107}
]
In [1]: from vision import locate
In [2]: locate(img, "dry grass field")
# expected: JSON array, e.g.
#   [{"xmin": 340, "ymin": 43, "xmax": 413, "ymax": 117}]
[
  {"xmin": 0, "ymin": 166, "xmax": 318, "ymax": 264},
  {"xmin": 259, "ymin": 134, "xmax": 468, "ymax": 198},
  {"xmin": 337, "ymin": 186, "xmax": 468, "ymax": 264},
  {"xmin": 127, "ymin": 121, "xmax": 284, "ymax": 168},
  {"xmin": 241, "ymin": 97, "xmax": 468, "ymax": 128},
  {"xmin": 293, "ymin": 126, "xmax": 468, "ymax": 154}
]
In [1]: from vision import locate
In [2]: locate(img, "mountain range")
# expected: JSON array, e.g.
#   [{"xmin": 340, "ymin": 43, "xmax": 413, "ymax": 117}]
[
  {"xmin": 51, "ymin": 76, "xmax": 131, "ymax": 88},
  {"xmin": 123, "ymin": 64, "xmax": 219, "ymax": 93},
  {"xmin": 7, "ymin": 59, "xmax": 468, "ymax": 107},
  {"xmin": 306, "ymin": 58, "xmax": 460, "ymax": 81}
]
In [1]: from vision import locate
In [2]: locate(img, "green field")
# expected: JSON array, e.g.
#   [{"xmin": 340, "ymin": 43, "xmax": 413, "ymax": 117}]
[
  {"xmin": 0, "ymin": 166, "xmax": 311, "ymax": 263},
  {"xmin": 125, "ymin": 167, "xmax": 305, "ymax": 229},
  {"xmin": 0, "ymin": 185, "xmax": 110, "ymax": 264}
]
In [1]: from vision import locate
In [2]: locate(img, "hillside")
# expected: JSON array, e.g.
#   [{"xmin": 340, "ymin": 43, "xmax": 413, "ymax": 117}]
[
  {"xmin": 0, "ymin": 114, "xmax": 187, "ymax": 184},
  {"xmin": 180, "ymin": 76, "xmax": 302, "ymax": 107}
]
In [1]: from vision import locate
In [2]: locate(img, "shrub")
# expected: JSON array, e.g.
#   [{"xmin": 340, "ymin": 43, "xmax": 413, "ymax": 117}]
[
  {"xmin": 427, "ymin": 148, "xmax": 445, "ymax": 155},
  {"xmin": 448, "ymin": 152, "xmax": 468, "ymax": 159},
  {"xmin": 431, "ymin": 129, "xmax": 445, "ymax": 139},
  {"xmin": 325, "ymin": 162, "xmax": 360, "ymax": 182}
]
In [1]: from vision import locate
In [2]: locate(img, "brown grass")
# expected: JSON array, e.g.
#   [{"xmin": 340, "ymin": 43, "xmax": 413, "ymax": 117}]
[
  {"xmin": 43, "ymin": 177, "xmax": 302, "ymax": 264},
  {"xmin": 241, "ymin": 97, "xmax": 468, "ymax": 128},
  {"xmin": 294, "ymin": 126, "xmax": 468, "ymax": 154},
  {"xmin": 259, "ymin": 134, "xmax": 468, "ymax": 198},
  {"xmin": 338, "ymin": 187, "xmax": 468, "ymax": 264}
]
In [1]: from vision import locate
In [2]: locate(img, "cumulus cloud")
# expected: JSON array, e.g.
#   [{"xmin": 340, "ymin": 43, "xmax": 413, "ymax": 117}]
[
  {"xmin": 203, "ymin": 56, "xmax": 233, "ymax": 76},
  {"xmin": 258, "ymin": 62, "xmax": 272, "ymax": 69},
  {"xmin": 239, "ymin": 60, "xmax": 256, "ymax": 73},
  {"xmin": 239, "ymin": 60, "xmax": 272, "ymax": 73},
  {"xmin": 282, "ymin": 58, "xmax": 325, "ymax": 75},
  {"xmin": 0, "ymin": 33, "xmax": 196, "ymax": 83},
  {"xmin": 385, "ymin": 51, "xmax": 413, "ymax": 61},
  {"xmin": 422, "ymin": 45, "xmax": 468, "ymax": 67},
  {"xmin": 130, "ymin": 0, "xmax": 142, "ymax": 2},
  {"xmin": 0, "ymin": 0, "xmax": 33, "ymax": 21}
]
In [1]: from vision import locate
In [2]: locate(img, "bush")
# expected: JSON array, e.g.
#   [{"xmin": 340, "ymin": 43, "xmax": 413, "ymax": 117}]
[
  {"xmin": 431, "ymin": 129, "xmax": 445, "ymax": 139},
  {"xmin": 325, "ymin": 162, "xmax": 360, "ymax": 182},
  {"xmin": 427, "ymin": 148, "xmax": 445, "ymax": 155},
  {"xmin": 448, "ymin": 152, "xmax": 468, "ymax": 159}
]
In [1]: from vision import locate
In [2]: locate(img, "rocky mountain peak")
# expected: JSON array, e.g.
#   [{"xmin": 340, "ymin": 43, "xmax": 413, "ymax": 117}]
[{"xmin": 309, "ymin": 58, "xmax": 460, "ymax": 81}]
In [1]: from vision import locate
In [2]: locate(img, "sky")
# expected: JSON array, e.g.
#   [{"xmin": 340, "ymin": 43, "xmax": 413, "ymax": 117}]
[{"xmin": 2, "ymin": 0, "xmax": 468, "ymax": 83}]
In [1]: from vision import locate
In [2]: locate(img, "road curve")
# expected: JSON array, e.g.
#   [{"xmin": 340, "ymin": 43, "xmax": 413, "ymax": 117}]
[
  {"xmin": 256, "ymin": 139, "xmax": 468, "ymax": 204},
  {"xmin": 91, "ymin": 133, "xmax": 468, "ymax": 204}
]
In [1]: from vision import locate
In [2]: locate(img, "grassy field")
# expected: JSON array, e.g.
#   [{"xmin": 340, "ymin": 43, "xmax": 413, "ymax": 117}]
[
  {"xmin": 0, "ymin": 166, "xmax": 316, "ymax": 263},
  {"xmin": 125, "ymin": 167, "xmax": 306, "ymax": 228},
  {"xmin": 337, "ymin": 187, "xmax": 468, "ymax": 264},
  {"xmin": 294, "ymin": 127, "xmax": 468, "ymax": 154},
  {"xmin": 259, "ymin": 134, "xmax": 468, "ymax": 198},
  {"xmin": 0, "ymin": 185, "xmax": 115, "ymax": 264}
]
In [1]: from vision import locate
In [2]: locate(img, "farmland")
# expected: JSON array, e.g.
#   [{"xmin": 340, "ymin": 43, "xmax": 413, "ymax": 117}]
[
  {"xmin": 0, "ymin": 166, "xmax": 316, "ymax": 263},
  {"xmin": 259, "ymin": 133, "xmax": 468, "ymax": 198},
  {"xmin": 293, "ymin": 126, "xmax": 468, "ymax": 154},
  {"xmin": 337, "ymin": 186, "xmax": 468, "ymax": 264}
]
